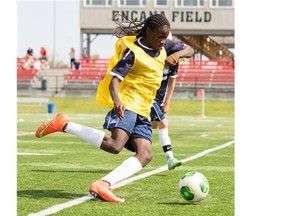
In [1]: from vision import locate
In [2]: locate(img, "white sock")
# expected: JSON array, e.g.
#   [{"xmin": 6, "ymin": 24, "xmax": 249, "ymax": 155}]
[
  {"xmin": 159, "ymin": 128, "xmax": 174, "ymax": 160},
  {"xmin": 64, "ymin": 122, "xmax": 105, "ymax": 148},
  {"xmin": 102, "ymin": 157, "xmax": 142, "ymax": 185}
]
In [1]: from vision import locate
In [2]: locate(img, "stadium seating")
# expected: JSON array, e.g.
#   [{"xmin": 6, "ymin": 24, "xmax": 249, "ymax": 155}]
[
  {"xmin": 64, "ymin": 58, "xmax": 234, "ymax": 85},
  {"xmin": 64, "ymin": 58, "xmax": 109, "ymax": 87},
  {"xmin": 17, "ymin": 58, "xmax": 37, "ymax": 80},
  {"xmin": 17, "ymin": 58, "xmax": 38, "ymax": 90},
  {"xmin": 17, "ymin": 57, "xmax": 234, "ymax": 97},
  {"xmin": 63, "ymin": 58, "xmax": 109, "ymax": 95},
  {"xmin": 176, "ymin": 59, "xmax": 234, "ymax": 87}
]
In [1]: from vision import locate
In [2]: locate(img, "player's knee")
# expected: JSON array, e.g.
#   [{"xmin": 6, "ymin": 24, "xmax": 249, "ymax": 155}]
[
  {"xmin": 159, "ymin": 119, "xmax": 168, "ymax": 128},
  {"xmin": 145, "ymin": 151, "xmax": 153, "ymax": 162},
  {"xmin": 146, "ymin": 153, "xmax": 153, "ymax": 164},
  {"xmin": 110, "ymin": 144, "xmax": 123, "ymax": 154},
  {"xmin": 103, "ymin": 140, "xmax": 124, "ymax": 154},
  {"xmin": 151, "ymin": 121, "xmax": 159, "ymax": 129},
  {"xmin": 139, "ymin": 150, "xmax": 153, "ymax": 167}
]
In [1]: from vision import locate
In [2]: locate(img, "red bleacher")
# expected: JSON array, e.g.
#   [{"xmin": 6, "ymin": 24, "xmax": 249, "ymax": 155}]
[
  {"xmin": 17, "ymin": 58, "xmax": 37, "ymax": 81},
  {"xmin": 17, "ymin": 56, "xmax": 234, "ymax": 85},
  {"xmin": 64, "ymin": 58, "xmax": 234, "ymax": 86},
  {"xmin": 176, "ymin": 59, "xmax": 234, "ymax": 85},
  {"xmin": 64, "ymin": 58, "xmax": 109, "ymax": 82}
]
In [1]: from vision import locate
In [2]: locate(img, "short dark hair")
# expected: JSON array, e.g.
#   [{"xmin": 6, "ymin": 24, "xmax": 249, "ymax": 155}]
[{"xmin": 27, "ymin": 48, "xmax": 33, "ymax": 55}]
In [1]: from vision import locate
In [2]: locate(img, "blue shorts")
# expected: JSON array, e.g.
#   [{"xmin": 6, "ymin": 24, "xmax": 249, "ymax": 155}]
[
  {"xmin": 150, "ymin": 102, "xmax": 165, "ymax": 122},
  {"xmin": 103, "ymin": 109, "xmax": 152, "ymax": 152}
]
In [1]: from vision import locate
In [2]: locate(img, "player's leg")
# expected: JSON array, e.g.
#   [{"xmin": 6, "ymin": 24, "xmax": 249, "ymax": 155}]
[
  {"xmin": 89, "ymin": 110, "xmax": 145, "ymax": 202},
  {"xmin": 94, "ymin": 121, "xmax": 153, "ymax": 186},
  {"xmin": 158, "ymin": 119, "xmax": 182, "ymax": 170},
  {"xmin": 151, "ymin": 120, "xmax": 159, "ymax": 129},
  {"xmin": 158, "ymin": 119, "xmax": 173, "ymax": 160},
  {"xmin": 89, "ymin": 138, "xmax": 150, "ymax": 203},
  {"xmin": 89, "ymin": 127, "xmax": 135, "ymax": 203},
  {"xmin": 100, "ymin": 113, "xmax": 154, "ymax": 184},
  {"xmin": 151, "ymin": 103, "xmax": 182, "ymax": 170},
  {"xmin": 35, "ymin": 112, "xmax": 129, "ymax": 154},
  {"xmin": 90, "ymin": 114, "xmax": 153, "ymax": 202},
  {"xmin": 90, "ymin": 137, "xmax": 150, "ymax": 198}
]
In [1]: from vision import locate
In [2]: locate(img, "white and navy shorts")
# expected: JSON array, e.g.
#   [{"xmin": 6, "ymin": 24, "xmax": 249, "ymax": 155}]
[
  {"xmin": 150, "ymin": 101, "xmax": 165, "ymax": 122},
  {"xmin": 103, "ymin": 109, "xmax": 152, "ymax": 152}
]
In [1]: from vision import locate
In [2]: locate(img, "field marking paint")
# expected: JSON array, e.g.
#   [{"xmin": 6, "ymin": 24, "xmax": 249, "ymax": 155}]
[
  {"xmin": 27, "ymin": 196, "xmax": 94, "ymax": 216},
  {"xmin": 112, "ymin": 140, "xmax": 234, "ymax": 190},
  {"xmin": 17, "ymin": 153, "xmax": 55, "ymax": 156},
  {"xmin": 28, "ymin": 140, "xmax": 234, "ymax": 216},
  {"xmin": 17, "ymin": 132, "xmax": 35, "ymax": 136}
]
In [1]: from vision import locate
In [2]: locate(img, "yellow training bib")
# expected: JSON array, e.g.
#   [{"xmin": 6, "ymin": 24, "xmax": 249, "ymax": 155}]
[{"xmin": 96, "ymin": 36, "xmax": 167, "ymax": 118}]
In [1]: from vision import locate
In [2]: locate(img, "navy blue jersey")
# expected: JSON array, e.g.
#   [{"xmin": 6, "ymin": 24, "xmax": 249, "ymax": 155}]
[
  {"xmin": 156, "ymin": 39, "xmax": 185, "ymax": 105},
  {"xmin": 111, "ymin": 37, "xmax": 186, "ymax": 104},
  {"xmin": 154, "ymin": 64, "xmax": 179, "ymax": 105},
  {"xmin": 110, "ymin": 37, "xmax": 164, "ymax": 80}
]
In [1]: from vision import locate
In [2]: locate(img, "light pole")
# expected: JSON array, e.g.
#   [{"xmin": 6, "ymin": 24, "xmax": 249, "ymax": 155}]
[{"xmin": 52, "ymin": 0, "xmax": 56, "ymax": 68}]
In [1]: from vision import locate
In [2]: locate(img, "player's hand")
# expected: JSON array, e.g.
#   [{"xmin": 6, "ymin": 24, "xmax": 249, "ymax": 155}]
[
  {"xmin": 161, "ymin": 103, "xmax": 169, "ymax": 114},
  {"xmin": 165, "ymin": 54, "xmax": 179, "ymax": 67},
  {"xmin": 113, "ymin": 103, "xmax": 125, "ymax": 120}
]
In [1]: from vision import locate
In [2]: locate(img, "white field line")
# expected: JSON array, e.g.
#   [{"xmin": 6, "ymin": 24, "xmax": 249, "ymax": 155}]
[
  {"xmin": 17, "ymin": 132, "xmax": 35, "ymax": 136},
  {"xmin": 28, "ymin": 140, "xmax": 234, "ymax": 216},
  {"xmin": 17, "ymin": 153, "xmax": 55, "ymax": 156}
]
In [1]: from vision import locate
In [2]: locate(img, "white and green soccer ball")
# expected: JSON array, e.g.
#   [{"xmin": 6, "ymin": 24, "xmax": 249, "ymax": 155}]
[{"xmin": 179, "ymin": 171, "xmax": 209, "ymax": 203}]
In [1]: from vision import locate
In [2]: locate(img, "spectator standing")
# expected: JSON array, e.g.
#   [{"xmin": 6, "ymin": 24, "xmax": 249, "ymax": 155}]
[
  {"xmin": 40, "ymin": 47, "xmax": 47, "ymax": 62},
  {"xmin": 82, "ymin": 48, "xmax": 89, "ymax": 63},
  {"xmin": 69, "ymin": 48, "xmax": 75, "ymax": 69},
  {"xmin": 40, "ymin": 47, "xmax": 49, "ymax": 69}
]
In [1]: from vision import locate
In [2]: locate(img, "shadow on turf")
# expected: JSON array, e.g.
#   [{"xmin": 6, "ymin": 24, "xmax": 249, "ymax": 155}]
[{"xmin": 17, "ymin": 189, "xmax": 85, "ymax": 199}]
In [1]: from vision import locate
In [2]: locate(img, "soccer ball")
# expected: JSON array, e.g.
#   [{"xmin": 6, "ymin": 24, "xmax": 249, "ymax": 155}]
[{"xmin": 179, "ymin": 171, "xmax": 209, "ymax": 203}]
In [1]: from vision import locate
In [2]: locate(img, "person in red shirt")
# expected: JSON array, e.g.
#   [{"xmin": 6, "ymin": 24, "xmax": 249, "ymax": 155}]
[
  {"xmin": 40, "ymin": 47, "xmax": 49, "ymax": 69},
  {"xmin": 40, "ymin": 47, "xmax": 47, "ymax": 62}
]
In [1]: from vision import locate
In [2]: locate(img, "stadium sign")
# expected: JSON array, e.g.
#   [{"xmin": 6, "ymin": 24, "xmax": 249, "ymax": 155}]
[{"xmin": 112, "ymin": 10, "xmax": 212, "ymax": 23}]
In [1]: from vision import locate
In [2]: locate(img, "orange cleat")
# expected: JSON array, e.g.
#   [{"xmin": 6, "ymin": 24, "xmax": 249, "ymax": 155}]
[
  {"xmin": 35, "ymin": 113, "xmax": 69, "ymax": 138},
  {"xmin": 89, "ymin": 180, "xmax": 125, "ymax": 203}
]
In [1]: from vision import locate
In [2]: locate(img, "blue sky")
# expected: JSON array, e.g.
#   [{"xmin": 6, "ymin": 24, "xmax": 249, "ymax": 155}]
[{"xmin": 17, "ymin": 0, "xmax": 117, "ymax": 65}]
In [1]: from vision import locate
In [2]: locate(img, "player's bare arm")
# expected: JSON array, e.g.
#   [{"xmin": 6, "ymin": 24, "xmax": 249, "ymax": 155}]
[{"xmin": 162, "ymin": 77, "xmax": 176, "ymax": 114}]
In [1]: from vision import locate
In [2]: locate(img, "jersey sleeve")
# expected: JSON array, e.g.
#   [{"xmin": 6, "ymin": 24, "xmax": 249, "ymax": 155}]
[
  {"xmin": 110, "ymin": 48, "xmax": 135, "ymax": 81},
  {"xmin": 165, "ymin": 39, "xmax": 186, "ymax": 56}
]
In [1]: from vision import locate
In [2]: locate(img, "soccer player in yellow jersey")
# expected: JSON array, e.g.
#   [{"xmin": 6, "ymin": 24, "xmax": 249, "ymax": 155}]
[{"xmin": 35, "ymin": 14, "xmax": 191, "ymax": 203}]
